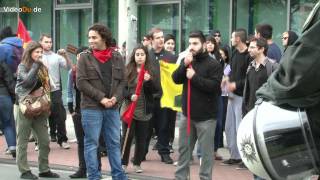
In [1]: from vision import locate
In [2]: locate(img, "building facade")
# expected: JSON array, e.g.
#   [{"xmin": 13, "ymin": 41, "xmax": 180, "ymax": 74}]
[{"xmin": 0, "ymin": 0, "xmax": 317, "ymax": 102}]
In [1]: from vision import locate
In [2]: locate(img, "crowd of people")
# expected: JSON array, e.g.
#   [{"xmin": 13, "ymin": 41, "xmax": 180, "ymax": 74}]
[{"xmin": 0, "ymin": 21, "xmax": 300, "ymax": 180}]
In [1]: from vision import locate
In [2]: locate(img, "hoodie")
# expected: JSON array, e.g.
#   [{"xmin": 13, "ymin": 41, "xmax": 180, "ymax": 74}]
[{"xmin": 0, "ymin": 37, "xmax": 23, "ymax": 73}]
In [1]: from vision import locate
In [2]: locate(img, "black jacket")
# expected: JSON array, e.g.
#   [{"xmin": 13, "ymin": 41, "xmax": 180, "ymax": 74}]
[
  {"xmin": 0, "ymin": 60, "xmax": 15, "ymax": 97},
  {"xmin": 149, "ymin": 48, "xmax": 177, "ymax": 98},
  {"xmin": 123, "ymin": 78, "xmax": 160, "ymax": 116},
  {"xmin": 172, "ymin": 52, "xmax": 222, "ymax": 121},
  {"xmin": 229, "ymin": 49, "xmax": 251, "ymax": 96}
]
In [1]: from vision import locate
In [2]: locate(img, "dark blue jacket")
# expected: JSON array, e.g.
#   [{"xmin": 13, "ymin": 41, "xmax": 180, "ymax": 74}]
[{"xmin": 0, "ymin": 37, "xmax": 23, "ymax": 74}]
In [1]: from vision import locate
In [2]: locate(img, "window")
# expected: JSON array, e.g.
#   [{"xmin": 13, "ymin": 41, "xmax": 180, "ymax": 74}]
[
  {"xmin": 56, "ymin": 0, "xmax": 90, "ymax": 5},
  {"xmin": 290, "ymin": 0, "xmax": 318, "ymax": 34},
  {"xmin": 19, "ymin": 0, "xmax": 53, "ymax": 41},
  {"xmin": 138, "ymin": 3, "xmax": 180, "ymax": 52},
  {"xmin": 94, "ymin": 0, "xmax": 118, "ymax": 41}
]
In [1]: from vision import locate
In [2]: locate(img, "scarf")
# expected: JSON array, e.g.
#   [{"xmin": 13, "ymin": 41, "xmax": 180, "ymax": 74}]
[{"xmin": 92, "ymin": 48, "xmax": 113, "ymax": 63}]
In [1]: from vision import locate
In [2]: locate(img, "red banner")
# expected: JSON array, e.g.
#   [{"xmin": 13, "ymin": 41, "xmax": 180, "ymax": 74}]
[
  {"xmin": 17, "ymin": 17, "xmax": 32, "ymax": 48},
  {"xmin": 122, "ymin": 64, "xmax": 146, "ymax": 128}
]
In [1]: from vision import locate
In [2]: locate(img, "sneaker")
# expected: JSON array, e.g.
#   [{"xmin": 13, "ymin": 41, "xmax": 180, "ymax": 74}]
[
  {"xmin": 152, "ymin": 143, "xmax": 160, "ymax": 150},
  {"xmin": 214, "ymin": 154, "xmax": 223, "ymax": 161},
  {"xmin": 160, "ymin": 154, "xmax": 173, "ymax": 164},
  {"xmin": 21, "ymin": 171, "xmax": 38, "ymax": 179},
  {"xmin": 29, "ymin": 136, "xmax": 36, "ymax": 142},
  {"xmin": 61, "ymin": 142, "xmax": 70, "ymax": 149},
  {"xmin": 39, "ymin": 170, "xmax": 60, "ymax": 178},
  {"xmin": 236, "ymin": 162, "xmax": 248, "ymax": 170},
  {"xmin": 169, "ymin": 144, "xmax": 174, "ymax": 153},
  {"xmin": 133, "ymin": 165, "xmax": 143, "ymax": 173},
  {"xmin": 69, "ymin": 170, "xmax": 86, "ymax": 178},
  {"xmin": 220, "ymin": 159, "xmax": 242, "ymax": 166}
]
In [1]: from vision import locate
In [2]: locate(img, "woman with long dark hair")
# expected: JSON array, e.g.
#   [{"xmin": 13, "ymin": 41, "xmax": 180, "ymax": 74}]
[
  {"xmin": 121, "ymin": 44, "xmax": 159, "ymax": 173},
  {"xmin": 15, "ymin": 41, "xmax": 59, "ymax": 179}
]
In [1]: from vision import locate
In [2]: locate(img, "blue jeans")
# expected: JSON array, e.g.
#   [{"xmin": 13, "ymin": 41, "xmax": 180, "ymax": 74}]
[
  {"xmin": 0, "ymin": 95, "xmax": 16, "ymax": 150},
  {"xmin": 81, "ymin": 109, "xmax": 127, "ymax": 180}
]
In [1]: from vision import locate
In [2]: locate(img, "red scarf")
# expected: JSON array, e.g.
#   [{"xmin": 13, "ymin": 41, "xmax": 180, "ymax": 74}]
[{"xmin": 92, "ymin": 48, "xmax": 113, "ymax": 63}]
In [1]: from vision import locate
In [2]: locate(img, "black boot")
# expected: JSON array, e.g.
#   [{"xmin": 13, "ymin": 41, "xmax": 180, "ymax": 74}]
[
  {"xmin": 69, "ymin": 170, "xmax": 87, "ymax": 178},
  {"xmin": 161, "ymin": 154, "xmax": 173, "ymax": 164},
  {"xmin": 11, "ymin": 149, "xmax": 16, "ymax": 158},
  {"xmin": 39, "ymin": 170, "xmax": 60, "ymax": 178},
  {"xmin": 21, "ymin": 171, "xmax": 38, "ymax": 179}
]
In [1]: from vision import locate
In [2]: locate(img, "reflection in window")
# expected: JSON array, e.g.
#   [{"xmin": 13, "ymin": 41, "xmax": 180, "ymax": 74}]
[
  {"xmin": 138, "ymin": 4, "xmax": 180, "ymax": 51},
  {"xmin": 56, "ymin": 0, "xmax": 90, "ymax": 4},
  {"xmin": 0, "ymin": 0, "xmax": 17, "ymax": 30},
  {"xmin": 94, "ymin": 0, "xmax": 118, "ymax": 41},
  {"xmin": 19, "ymin": 0, "xmax": 53, "ymax": 41},
  {"xmin": 182, "ymin": 0, "xmax": 210, "ymax": 50},
  {"xmin": 55, "ymin": 8, "xmax": 92, "ymax": 103},
  {"xmin": 290, "ymin": 0, "xmax": 318, "ymax": 34}
]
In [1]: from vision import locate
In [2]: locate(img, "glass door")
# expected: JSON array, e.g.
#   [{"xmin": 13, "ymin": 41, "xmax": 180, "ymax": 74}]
[
  {"xmin": 55, "ymin": 8, "xmax": 92, "ymax": 103},
  {"xmin": 138, "ymin": 3, "xmax": 180, "ymax": 53}
]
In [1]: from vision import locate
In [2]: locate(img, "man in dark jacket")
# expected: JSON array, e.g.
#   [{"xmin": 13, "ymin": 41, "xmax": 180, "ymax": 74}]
[
  {"xmin": 145, "ymin": 27, "xmax": 177, "ymax": 164},
  {"xmin": 173, "ymin": 30, "xmax": 222, "ymax": 180},
  {"xmin": 223, "ymin": 28, "xmax": 251, "ymax": 167},
  {"xmin": 76, "ymin": 24, "xmax": 127, "ymax": 180}
]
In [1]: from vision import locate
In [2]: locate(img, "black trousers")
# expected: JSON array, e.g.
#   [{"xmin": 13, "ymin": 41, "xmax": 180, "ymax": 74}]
[
  {"xmin": 72, "ymin": 112, "xmax": 101, "ymax": 171},
  {"xmin": 157, "ymin": 107, "xmax": 176, "ymax": 155},
  {"xmin": 49, "ymin": 90, "xmax": 67, "ymax": 144},
  {"xmin": 121, "ymin": 119, "xmax": 149, "ymax": 166}
]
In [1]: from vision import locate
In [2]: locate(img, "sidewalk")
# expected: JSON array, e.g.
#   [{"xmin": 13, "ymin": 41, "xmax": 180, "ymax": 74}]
[{"xmin": 0, "ymin": 114, "xmax": 253, "ymax": 180}]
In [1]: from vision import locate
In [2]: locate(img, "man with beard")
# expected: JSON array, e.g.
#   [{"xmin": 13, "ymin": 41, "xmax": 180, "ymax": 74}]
[{"xmin": 173, "ymin": 30, "xmax": 222, "ymax": 180}]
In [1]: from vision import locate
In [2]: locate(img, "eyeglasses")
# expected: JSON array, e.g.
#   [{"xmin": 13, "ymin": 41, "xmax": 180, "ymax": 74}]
[
  {"xmin": 282, "ymin": 37, "xmax": 288, "ymax": 40},
  {"xmin": 214, "ymin": 34, "xmax": 221, "ymax": 37}
]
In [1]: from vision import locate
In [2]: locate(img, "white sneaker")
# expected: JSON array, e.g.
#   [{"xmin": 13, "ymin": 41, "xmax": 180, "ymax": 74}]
[
  {"xmin": 35, "ymin": 145, "xmax": 39, "ymax": 151},
  {"xmin": 61, "ymin": 142, "xmax": 70, "ymax": 149},
  {"xmin": 133, "ymin": 165, "xmax": 143, "ymax": 173}
]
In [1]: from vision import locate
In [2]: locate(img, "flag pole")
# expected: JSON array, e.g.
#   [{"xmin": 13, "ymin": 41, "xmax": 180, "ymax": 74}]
[{"xmin": 121, "ymin": 126, "xmax": 131, "ymax": 158}]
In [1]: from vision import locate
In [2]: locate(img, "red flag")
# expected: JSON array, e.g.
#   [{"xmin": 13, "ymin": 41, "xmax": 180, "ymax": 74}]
[
  {"xmin": 122, "ymin": 64, "xmax": 146, "ymax": 128},
  {"xmin": 17, "ymin": 17, "xmax": 32, "ymax": 48}
]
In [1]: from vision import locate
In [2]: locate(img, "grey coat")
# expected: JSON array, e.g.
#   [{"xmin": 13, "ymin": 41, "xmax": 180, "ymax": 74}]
[{"xmin": 15, "ymin": 62, "xmax": 42, "ymax": 102}]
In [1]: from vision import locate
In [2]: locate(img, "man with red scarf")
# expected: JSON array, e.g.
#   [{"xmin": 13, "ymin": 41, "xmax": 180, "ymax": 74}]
[
  {"xmin": 76, "ymin": 24, "xmax": 127, "ymax": 180},
  {"xmin": 172, "ymin": 30, "xmax": 222, "ymax": 180}
]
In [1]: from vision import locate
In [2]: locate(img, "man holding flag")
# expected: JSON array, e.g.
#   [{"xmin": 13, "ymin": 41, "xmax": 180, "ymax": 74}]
[
  {"xmin": 146, "ymin": 27, "xmax": 177, "ymax": 164},
  {"xmin": 172, "ymin": 30, "xmax": 222, "ymax": 180}
]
